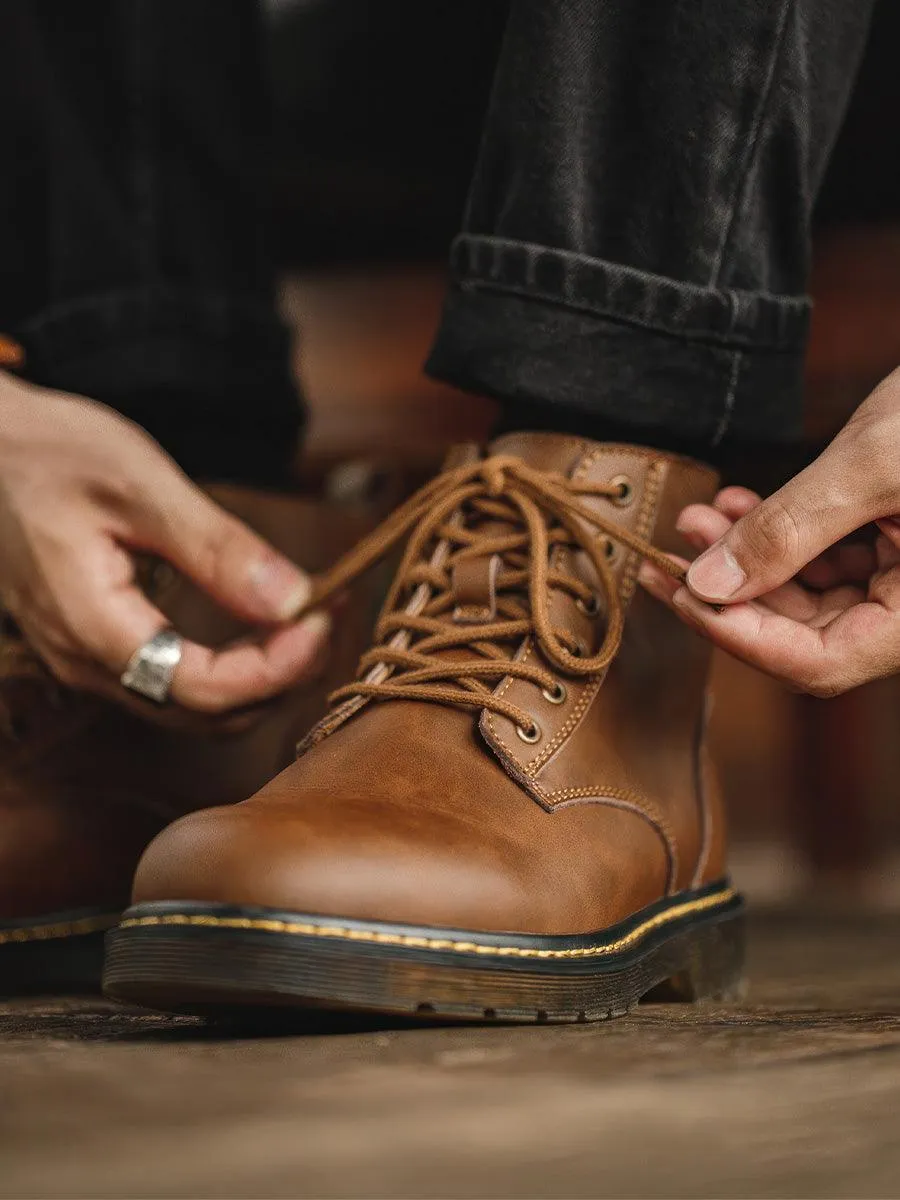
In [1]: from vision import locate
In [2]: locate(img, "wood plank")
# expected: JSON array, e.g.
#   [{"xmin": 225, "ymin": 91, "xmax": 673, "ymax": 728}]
[{"xmin": 2, "ymin": 910, "xmax": 900, "ymax": 1198}]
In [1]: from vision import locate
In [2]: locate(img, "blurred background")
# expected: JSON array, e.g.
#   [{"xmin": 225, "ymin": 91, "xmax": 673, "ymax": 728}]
[
  {"xmin": 6, "ymin": 9, "xmax": 900, "ymax": 1198},
  {"xmin": 265, "ymin": 0, "xmax": 900, "ymax": 906}
]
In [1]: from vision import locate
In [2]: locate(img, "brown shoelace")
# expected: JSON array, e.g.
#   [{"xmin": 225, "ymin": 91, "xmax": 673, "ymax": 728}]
[{"xmin": 306, "ymin": 455, "xmax": 685, "ymax": 737}]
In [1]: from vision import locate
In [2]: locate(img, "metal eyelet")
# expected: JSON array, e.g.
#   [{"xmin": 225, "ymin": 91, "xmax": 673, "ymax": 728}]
[
  {"xmin": 576, "ymin": 594, "xmax": 601, "ymax": 617},
  {"xmin": 571, "ymin": 638, "xmax": 587, "ymax": 658},
  {"xmin": 609, "ymin": 475, "xmax": 634, "ymax": 507},
  {"xmin": 516, "ymin": 720, "xmax": 542, "ymax": 743},
  {"xmin": 542, "ymin": 682, "xmax": 567, "ymax": 705},
  {"xmin": 604, "ymin": 539, "xmax": 617, "ymax": 562}
]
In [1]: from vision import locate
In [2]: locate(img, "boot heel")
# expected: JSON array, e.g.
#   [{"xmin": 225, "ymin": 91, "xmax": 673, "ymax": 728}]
[{"xmin": 651, "ymin": 910, "xmax": 747, "ymax": 1003}]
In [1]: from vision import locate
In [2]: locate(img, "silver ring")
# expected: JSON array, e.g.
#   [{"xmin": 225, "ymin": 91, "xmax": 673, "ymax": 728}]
[{"xmin": 120, "ymin": 627, "xmax": 183, "ymax": 704}]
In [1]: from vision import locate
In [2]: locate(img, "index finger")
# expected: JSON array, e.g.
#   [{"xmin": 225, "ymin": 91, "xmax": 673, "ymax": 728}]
[
  {"xmin": 56, "ymin": 560, "xmax": 330, "ymax": 716},
  {"xmin": 171, "ymin": 613, "xmax": 331, "ymax": 714},
  {"xmin": 670, "ymin": 586, "xmax": 900, "ymax": 696}
]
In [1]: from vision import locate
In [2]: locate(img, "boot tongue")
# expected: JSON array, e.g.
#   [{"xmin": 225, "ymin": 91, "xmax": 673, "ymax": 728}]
[
  {"xmin": 450, "ymin": 553, "xmax": 501, "ymax": 623},
  {"xmin": 301, "ymin": 433, "xmax": 636, "ymax": 755},
  {"xmin": 487, "ymin": 431, "xmax": 594, "ymax": 477},
  {"xmin": 445, "ymin": 432, "xmax": 597, "ymax": 621}
]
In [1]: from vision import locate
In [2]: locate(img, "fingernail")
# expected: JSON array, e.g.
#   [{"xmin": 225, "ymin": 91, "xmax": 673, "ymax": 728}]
[
  {"xmin": 677, "ymin": 528, "xmax": 707, "ymax": 552},
  {"xmin": 248, "ymin": 559, "xmax": 310, "ymax": 621},
  {"xmin": 686, "ymin": 545, "xmax": 745, "ymax": 601},
  {"xmin": 672, "ymin": 587, "xmax": 703, "ymax": 625},
  {"xmin": 298, "ymin": 609, "xmax": 332, "ymax": 644},
  {"xmin": 637, "ymin": 563, "xmax": 659, "ymax": 590},
  {"xmin": 674, "ymin": 587, "xmax": 724, "ymax": 617}
]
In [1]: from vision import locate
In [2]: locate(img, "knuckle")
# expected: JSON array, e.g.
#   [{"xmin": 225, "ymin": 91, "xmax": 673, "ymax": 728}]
[
  {"xmin": 797, "ymin": 664, "xmax": 845, "ymax": 699},
  {"xmin": 176, "ymin": 685, "xmax": 231, "ymax": 716},
  {"xmin": 842, "ymin": 407, "xmax": 897, "ymax": 494},
  {"xmin": 197, "ymin": 516, "xmax": 256, "ymax": 583},
  {"xmin": 241, "ymin": 660, "xmax": 280, "ymax": 698},
  {"xmin": 97, "ymin": 467, "xmax": 151, "ymax": 515},
  {"xmin": 45, "ymin": 602, "xmax": 115, "ymax": 664},
  {"xmin": 807, "ymin": 680, "xmax": 847, "ymax": 699},
  {"xmin": 192, "ymin": 694, "xmax": 233, "ymax": 717},
  {"xmin": 180, "ymin": 666, "xmax": 273, "ymax": 716},
  {"xmin": 48, "ymin": 656, "xmax": 82, "ymax": 689},
  {"xmin": 738, "ymin": 498, "xmax": 805, "ymax": 567},
  {"xmin": 857, "ymin": 370, "xmax": 900, "ymax": 417},
  {"xmin": 39, "ymin": 616, "xmax": 79, "ymax": 659}
]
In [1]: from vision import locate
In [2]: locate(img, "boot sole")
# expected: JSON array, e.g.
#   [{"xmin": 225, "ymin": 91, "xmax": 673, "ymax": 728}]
[
  {"xmin": 102, "ymin": 881, "xmax": 744, "ymax": 1023},
  {"xmin": 0, "ymin": 908, "xmax": 120, "ymax": 994}
]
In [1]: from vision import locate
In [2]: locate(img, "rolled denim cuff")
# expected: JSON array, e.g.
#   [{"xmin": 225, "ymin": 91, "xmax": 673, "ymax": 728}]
[
  {"xmin": 427, "ymin": 235, "xmax": 811, "ymax": 448},
  {"xmin": 12, "ymin": 287, "xmax": 303, "ymax": 485}
]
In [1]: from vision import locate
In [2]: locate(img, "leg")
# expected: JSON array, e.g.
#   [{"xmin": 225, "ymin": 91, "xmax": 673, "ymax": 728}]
[
  {"xmin": 0, "ymin": 0, "xmax": 299, "ymax": 485},
  {"xmin": 427, "ymin": 0, "xmax": 875, "ymax": 456}
]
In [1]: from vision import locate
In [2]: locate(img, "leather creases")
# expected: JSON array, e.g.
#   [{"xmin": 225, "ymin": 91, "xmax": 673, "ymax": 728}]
[{"xmin": 304, "ymin": 455, "xmax": 684, "ymax": 736}]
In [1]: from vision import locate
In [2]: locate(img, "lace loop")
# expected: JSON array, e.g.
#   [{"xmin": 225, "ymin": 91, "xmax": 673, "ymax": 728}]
[{"xmin": 306, "ymin": 455, "xmax": 684, "ymax": 734}]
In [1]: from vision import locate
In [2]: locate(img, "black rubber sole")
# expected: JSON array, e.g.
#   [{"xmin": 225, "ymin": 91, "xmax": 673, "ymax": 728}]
[
  {"xmin": 0, "ymin": 908, "xmax": 120, "ymax": 994},
  {"xmin": 103, "ymin": 881, "xmax": 745, "ymax": 1023}
]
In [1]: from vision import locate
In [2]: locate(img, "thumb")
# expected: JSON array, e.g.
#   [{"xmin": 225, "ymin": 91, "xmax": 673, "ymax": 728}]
[
  {"xmin": 138, "ymin": 480, "xmax": 312, "ymax": 625},
  {"xmin": 685, "ymin": 441, "xmax": 870, "ymax": 604}
]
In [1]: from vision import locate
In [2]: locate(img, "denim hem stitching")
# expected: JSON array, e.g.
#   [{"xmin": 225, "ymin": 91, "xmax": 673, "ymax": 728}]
[{"xmin": 450, "ymin": 234, "xmax": 809, "ymax": 350}]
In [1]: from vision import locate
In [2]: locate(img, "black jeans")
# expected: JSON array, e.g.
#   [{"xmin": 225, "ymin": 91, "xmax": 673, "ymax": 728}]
[
  {"xmin": 0, "ymin": 1, "xmax": 298, "ymax": 485},
  {"xmin": 0, "ymin": 0, "xmax": 877, "ymax": 481}
]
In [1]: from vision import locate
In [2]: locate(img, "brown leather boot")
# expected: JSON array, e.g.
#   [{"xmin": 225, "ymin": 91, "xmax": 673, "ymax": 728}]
[
  {"xmin": 0, "ymin": 485, "xmax": 333, "ymax": 993},
  {"xmin": 105, "ymin": 435, "xmax": 745, "ymax": 1022}
]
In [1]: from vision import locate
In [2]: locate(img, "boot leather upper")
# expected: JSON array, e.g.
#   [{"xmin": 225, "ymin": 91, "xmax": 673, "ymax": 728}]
[{"xmin": 133, "ymin": 435, "xmax": 728, "ymax": 936}]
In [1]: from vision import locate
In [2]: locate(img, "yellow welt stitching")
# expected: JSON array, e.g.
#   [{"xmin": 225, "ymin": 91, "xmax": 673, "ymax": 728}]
[
  {"xmin": 0, "ymin": 913, "xmax": 119, "ymax": 946},
  {"xmin": 118, "ymin": 888, "xmax": 736, "ymax": 961}
]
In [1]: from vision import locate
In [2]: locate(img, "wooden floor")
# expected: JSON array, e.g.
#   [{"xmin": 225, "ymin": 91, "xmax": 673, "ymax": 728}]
[{"xmin": 3, "ymin": 909, "xmax": 900, "ymax": 1199}]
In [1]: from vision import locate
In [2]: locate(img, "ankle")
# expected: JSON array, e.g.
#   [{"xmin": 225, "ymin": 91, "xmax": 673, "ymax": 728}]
[{"xmin": 493, "ymin": 402, "xmax": 719, "ymax": 468}]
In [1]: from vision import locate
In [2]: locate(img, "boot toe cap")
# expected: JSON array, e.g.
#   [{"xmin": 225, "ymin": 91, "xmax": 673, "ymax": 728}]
[{"xmin": 130, "ymin": 794, "xmax": 545, "ymax": 933}]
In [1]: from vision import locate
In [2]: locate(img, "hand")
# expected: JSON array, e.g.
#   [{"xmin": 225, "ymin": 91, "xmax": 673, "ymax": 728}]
[
  {"xmin": 0, "ymin": 373, "xmax": 330, "ymax": 714},
  {"xmin": 638, "ymin": 366, "xmax": 900, "ymax": 696}
]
